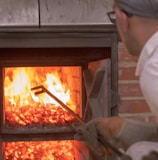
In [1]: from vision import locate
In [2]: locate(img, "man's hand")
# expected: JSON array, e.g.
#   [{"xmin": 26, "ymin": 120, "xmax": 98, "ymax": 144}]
[{"xmin": 73, "ymin": 117, "xmax": 124, "ymax": 156}]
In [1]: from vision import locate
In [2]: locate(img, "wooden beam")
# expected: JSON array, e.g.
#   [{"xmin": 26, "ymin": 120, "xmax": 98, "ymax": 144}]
[
  {"xmin": 40, "ymin": 0, "xmax": 113, "ymax": 26},
  {"xmin": 0, "ymin": 0, "xmax": 39, "ymax": 27}
]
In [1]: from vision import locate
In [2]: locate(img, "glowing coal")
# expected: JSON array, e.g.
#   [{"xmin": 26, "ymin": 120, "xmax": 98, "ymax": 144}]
[{"xmin": 4, "ymin": 67, "xmax": 79, "ymax": 128}]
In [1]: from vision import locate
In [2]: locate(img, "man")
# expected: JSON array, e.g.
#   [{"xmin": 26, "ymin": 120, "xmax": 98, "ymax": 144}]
[{"xmin": 74, "ymin": 0, "xmax": 158, "ymax": 159}]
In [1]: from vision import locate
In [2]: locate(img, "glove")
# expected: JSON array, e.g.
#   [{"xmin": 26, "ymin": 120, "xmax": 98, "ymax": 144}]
[
  {"xmin": 73, "ymin": 117, "xmax": 124, "ymax": 156},
  {"xmin": 74, "ymin": 116, "xmax": 158, "ymax": 157},
  {"xmin": 142, "ymin": 151, "xmax": 158, "ymax": 160}
]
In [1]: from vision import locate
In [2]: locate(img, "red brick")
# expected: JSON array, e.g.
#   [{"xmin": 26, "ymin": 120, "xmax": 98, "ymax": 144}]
[
  {"xmin": 119, "ymin": 100, "xmax": 150, "ymax": 113},
  {"xmin": 119, "ymin": 83, "xmax": 143, "ymax": 97},
  {"xmin": 117, "ymin": 43, "xmax": 153, "ymax": 117},
  {"xmin": 118, "ymin": 43, "xmax": 139, "ymax": 62},
  {"xmin": 119, "ymin": 66, "xmax": 139, "ymax": 80},
  {"xmin": 120, "ymin": 115, "xmax": 157, "ymax": 123},
  {"xmin": 148, "ymin": 116, "xmax": 157, "ymax": 123}
]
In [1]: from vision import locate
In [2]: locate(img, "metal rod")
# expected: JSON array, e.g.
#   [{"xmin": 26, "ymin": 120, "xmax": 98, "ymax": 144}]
[
  {"xmin": 98, "ymin": 134, "xmax": 123, "ymax": 157},
  {"xmin": 31, "ymin": 85, "xmax": 124, "ymax": 157},
  {"xmin": 31, "ymin": 85, "xmax": 85, "ymax": 124}
]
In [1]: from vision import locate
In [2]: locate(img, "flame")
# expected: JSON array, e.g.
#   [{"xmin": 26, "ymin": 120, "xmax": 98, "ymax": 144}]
[
  {"xmin": 4, "ymin": 141, "xmax": 76, "ymax": 160},
  {"xmin": 4, "ymin": 67, "xmax": 78, "ymax": 127}
]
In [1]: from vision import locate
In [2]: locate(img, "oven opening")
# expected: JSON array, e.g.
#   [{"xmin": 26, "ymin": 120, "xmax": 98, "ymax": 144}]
[
  {"xmin": 3, "ymin": 66, "xmax": 89, "ymax": 160},
  {"xmin": 3, "ymin": 140, "xmax": 88, "ymax": 160},
  {"xmin": 4, "ymin": 66, "xmax": 82, "ymax": 131},
  {"xmin": 0, "ymin": 45, "xmax": 117, "ymax": 160}
]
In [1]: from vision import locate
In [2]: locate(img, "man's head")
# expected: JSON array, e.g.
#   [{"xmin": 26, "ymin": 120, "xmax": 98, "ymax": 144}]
[
  {"xmin": 112, "ymin": 0, "xmax": 158, "ymax": 56},
  {"xmin": 116, "ymin": 0, "xmax": 158, "ymax": 19}
]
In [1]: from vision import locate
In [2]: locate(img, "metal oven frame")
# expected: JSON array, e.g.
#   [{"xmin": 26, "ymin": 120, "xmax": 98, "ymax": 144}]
[{"xmin": 0, "ymin": 24, "xmax": 119, "ymax": 159}]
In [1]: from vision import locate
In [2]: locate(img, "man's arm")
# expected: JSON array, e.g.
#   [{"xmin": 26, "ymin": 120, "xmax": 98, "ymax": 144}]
[{"xmin": 74, "ymin": 117, "xmax": 158, "ymax": 156}]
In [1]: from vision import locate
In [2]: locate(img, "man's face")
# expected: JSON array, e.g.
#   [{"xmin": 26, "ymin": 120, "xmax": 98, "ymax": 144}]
[
  {"xmin": 113, "ymin": 1, "xmax": 140, "ymax": 56},
  {"xmin": 113, "ymin": 1, "xmax": 126, "ymax": 42}
]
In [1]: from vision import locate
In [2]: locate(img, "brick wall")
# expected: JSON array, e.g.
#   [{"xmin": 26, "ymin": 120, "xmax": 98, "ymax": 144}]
[{"xmin": 118, "ymin": 42, "xmax": 157, "ymax": 123}]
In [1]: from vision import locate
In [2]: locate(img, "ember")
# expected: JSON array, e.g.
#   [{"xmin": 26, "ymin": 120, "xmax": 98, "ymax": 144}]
[
  {"xmin": 4, "ymin": 67, "xmax": 81, "ymax": 129},
  {"xmin": 5, "ymin": 104, "xmax": 75, "ymax": 128},
  {"xmin": 4, "ymin": 140, "xmax": 76, "ymax": 160}
]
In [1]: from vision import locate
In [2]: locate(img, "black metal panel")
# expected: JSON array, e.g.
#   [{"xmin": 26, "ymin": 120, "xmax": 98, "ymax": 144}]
[
  {"xmin": 0, "ymin": 25, "xmax": 117, "ymax": 48},
  {"xmin": 0, "ymin": 48, "xmax": 110, "ymax": 67}
]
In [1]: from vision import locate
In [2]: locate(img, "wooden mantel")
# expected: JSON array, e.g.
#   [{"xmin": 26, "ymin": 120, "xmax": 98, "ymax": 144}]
[{"xmin": 0, "ymin": 0, "xmax": 113, "ymax": 27}]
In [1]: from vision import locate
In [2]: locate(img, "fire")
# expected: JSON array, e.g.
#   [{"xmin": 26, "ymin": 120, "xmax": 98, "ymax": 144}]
[
  {"xmin": 4, "ymin": 140, "xmax": 76, "ymax": 160},
  {"xmin": 4, "ymin": 67, "xmax": 78, "ymax": 128}
]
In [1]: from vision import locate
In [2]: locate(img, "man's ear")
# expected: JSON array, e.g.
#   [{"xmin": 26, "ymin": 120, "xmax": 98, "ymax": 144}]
[{"xmin": 115, "ymin": 8, "xmax": 129, "ymax": 32}]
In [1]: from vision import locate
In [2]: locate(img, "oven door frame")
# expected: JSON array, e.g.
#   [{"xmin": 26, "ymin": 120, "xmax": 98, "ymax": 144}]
[{"xmin": 0, "ymin": 24, "xmax": 119, "ymax": 140}]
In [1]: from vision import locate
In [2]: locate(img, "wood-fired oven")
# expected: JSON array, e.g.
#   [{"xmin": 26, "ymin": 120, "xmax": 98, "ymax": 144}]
[{"xmin": 0, "ymin": 24, "xmax": 119, "ymax": 160}]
